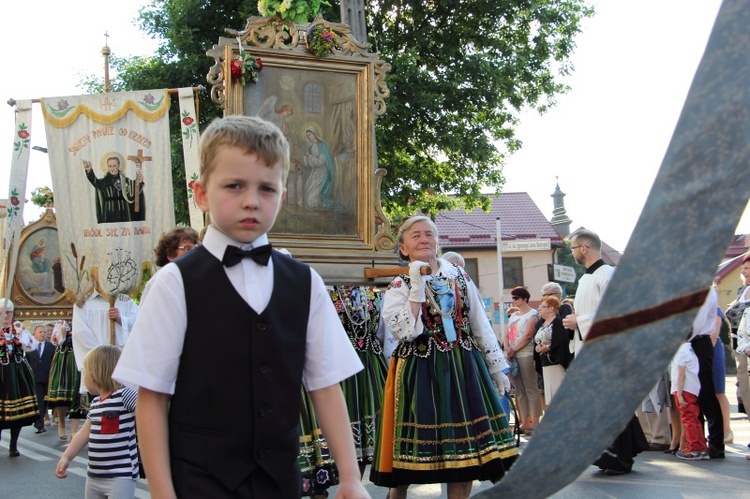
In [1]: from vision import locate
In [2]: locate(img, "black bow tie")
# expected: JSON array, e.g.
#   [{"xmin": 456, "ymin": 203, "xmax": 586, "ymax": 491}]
[{"xmin": 222, "ymin": 244, "xmax": 273, "ymax": 267}]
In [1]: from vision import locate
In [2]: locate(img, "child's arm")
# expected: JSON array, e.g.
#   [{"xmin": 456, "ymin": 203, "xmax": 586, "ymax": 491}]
[
  {"xmin": 55, "ymin": 420, "xmax": 91, "ymax": 478},
  {"xmin": 137, "ymin": 387, "xmax": 176, "ymax": 499},
  {"xmin": 676, "ymin": 365, "xmax": 687, "ymax": 407},
  {"xmin": 309, "ymin": 384, "xmax": 371, "ymax": 499}
]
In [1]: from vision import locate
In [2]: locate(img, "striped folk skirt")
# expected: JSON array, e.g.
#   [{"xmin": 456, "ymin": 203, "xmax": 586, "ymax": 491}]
[
  {"xmin": 370, "ymin": 344, "xmax": 518, "ymax": 487},
  {"xmin": 1, "ymin": 358, "xmax": 39, "ymax": 429},
  {"xmin": 341, "ymin": 346, "xmax": 388, "ymax": 465},
  {"xmin": 298, "ymin": 386, "xmax": 339, "ymax": 496},
  {"xmin": 47, "ymin": 348, "xmax": 80, "ymax": 408}
]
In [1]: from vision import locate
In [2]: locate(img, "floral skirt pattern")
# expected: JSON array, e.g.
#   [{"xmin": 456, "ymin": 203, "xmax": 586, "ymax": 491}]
[
  {"xmin": 299, "ymin": 386, "xmax": 339, "ymax": 496},
  {"xmin": 370, "ymin": 345, "xmax": 518, "ymax": 487},
  {"xmin": 341, "ymin": 347, "xmax": 388, "ymax": 465},
  {"xmin": 47, "ymin": 349, "xmax": 80, "ymax": 408},
  {"xmin": 1, "ymin": 359, "xmax": 39, "ymax": 429}
]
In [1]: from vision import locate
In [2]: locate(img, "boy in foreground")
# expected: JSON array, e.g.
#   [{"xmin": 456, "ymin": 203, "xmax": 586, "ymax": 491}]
[{"xmin": 113, "ymin": 116, "xmax": 369, "ymax": 498}]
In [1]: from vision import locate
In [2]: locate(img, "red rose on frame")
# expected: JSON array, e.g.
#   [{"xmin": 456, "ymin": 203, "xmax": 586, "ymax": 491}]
[
  {"xmin": 10, "ymin": 196, "xmax": 20, "ymax": 206},
  {"xmin": 188, "ymin": 180, "xmax": 196, "ymax": 190},
  {"xmin": 183, "ymin": 116, "xmax": 194, "ymax": 126},
  {"xmin": 230, "ymin": 59, "xmax": 243, "ymax": 79},
  {"xmin": 18, "ymin": 130, "xmax": 29, "ymax": 139}
]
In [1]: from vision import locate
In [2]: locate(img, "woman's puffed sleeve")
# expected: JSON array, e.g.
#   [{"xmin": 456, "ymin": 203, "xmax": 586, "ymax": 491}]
[{"xmin": 382, "ymin": 276, "xmax": 424, "ymax": 342}]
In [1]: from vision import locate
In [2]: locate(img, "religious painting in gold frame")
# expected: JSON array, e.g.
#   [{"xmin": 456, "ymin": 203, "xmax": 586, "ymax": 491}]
[
  {"xmin": 9, "ymin": 209, "xmax": 74, "ymax": 321},
  {"xmin": 207, "ymin": 16, "xmax": 395, "ymax": 258}
]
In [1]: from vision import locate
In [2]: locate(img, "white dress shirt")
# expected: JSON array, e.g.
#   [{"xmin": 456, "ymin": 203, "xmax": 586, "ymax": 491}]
[{"xmin": 113, "ymin": 225, "xmax": 362, "ymax": 394}]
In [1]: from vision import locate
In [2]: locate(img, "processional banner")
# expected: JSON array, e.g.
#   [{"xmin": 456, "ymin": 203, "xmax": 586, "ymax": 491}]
[
  {"xmin": 3, "ymin": 100, "xmax": 33, "ymax": 305},
  {"xmin": 177, "ymin": 88, "xmax": 203, "ymax": 230},
  {"xmin": 41, "ymin": 90, "xmax": 174, "ymax": 299}
]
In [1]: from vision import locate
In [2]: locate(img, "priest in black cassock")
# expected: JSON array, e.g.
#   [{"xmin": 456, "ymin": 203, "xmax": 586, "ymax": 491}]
[{"xmin": 83, "ymin": 155, "xmax": 145, "ymax": 223}]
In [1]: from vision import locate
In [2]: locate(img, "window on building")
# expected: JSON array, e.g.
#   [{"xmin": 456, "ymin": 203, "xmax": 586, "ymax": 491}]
[
  {"xmin": 464, "ymin": 258, "xmax": 479, "ymax": 286},
  {"xmin": 503, "ymin": 257, "xmax": 523, "ymax": 289}
]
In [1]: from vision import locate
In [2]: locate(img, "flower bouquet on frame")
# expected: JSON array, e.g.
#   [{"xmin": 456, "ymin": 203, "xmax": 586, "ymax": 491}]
[
  {"xmin": 30, "ymin": 186, "xmax": 54, "ymax": 208},
  {"xmin": 230, "ymin": 52, "xmax": 264, "ymax": 86},
  {"xmin": 307, "ymin": 24, "xmax": 337, "ymax": 58}
]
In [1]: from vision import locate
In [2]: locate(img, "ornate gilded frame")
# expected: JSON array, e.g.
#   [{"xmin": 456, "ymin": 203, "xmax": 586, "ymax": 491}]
[
  {"xmin": 10, "ymin": 209, "xmax": 74, "ymax": 321},
  {"xmin": 207, "ymin": 16, "xmax": 398, "ymax": 282}
]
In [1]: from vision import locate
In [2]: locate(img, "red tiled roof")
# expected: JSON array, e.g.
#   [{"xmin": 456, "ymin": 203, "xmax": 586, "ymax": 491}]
[
  {"xmin": 715, "ymin": 249, "xmax": 750, "ymax": 283},
  {"xmin": 435, "ymin": 193, "xmax": 564, "ymax": 249},
  {"xmin": 726, "ymin": 234, "xmax": 750, "ymax": 259}
]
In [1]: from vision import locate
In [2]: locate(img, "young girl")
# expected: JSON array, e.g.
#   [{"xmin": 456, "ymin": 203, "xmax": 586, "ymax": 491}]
[{"xmin": 55, "ymin": 345, "xmax": 139, "ymax": 497}]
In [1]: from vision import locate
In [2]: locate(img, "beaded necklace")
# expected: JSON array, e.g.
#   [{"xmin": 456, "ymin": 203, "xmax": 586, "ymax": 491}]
[{"xmin": 335, "ymin": 286, "xmax": 382, "ymax": 353}]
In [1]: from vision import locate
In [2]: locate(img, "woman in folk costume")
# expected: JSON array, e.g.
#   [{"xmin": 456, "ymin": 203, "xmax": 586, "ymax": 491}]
[
  {"xmin": 298, "ymin": 386, "xmax": 339, "ymax": 497},
  {"xmin": 46, "ymin": 320, "xmax": 81, "ymax": 440},
  {"xmin": 370, "ymin": 216, "xmax": 518, "ymax": 499},
  {"xmin": 330, "ymin": 285, "xmax": 389, "ymax": 476},
  {"xmin": 0, "ymin": 298, "xmax": 39, "ymax": 457}
]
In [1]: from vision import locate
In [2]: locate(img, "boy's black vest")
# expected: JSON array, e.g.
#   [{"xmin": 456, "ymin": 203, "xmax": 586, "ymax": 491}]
[{"xmin": 171, "ymin": 246, "xmax": 310, "ymax": 494}]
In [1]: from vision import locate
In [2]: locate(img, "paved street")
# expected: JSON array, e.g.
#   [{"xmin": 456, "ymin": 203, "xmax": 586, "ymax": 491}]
[{"xmin": 2, "ymin": 376, "xmax": 750, "ymax": 498}]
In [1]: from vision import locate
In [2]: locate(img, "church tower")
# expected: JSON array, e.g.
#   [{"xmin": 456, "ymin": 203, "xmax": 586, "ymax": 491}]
[{"xmin": 550, "ymin": 179, "xmax": 572, "ymax": 238}]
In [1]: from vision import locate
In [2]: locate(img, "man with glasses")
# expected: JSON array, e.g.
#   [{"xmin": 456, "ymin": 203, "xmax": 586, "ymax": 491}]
[
  {"xmin": 562, "ymin": 229, "xmax": 647, "ymax": 475},
  {"xmin": 562, "ymin": 229, "xmax": 615, "ymax": 355}
]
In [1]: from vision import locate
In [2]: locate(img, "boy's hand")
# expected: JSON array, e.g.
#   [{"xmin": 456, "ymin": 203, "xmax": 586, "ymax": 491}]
[
  {"xmin": 55, "ymin": 456, "xmax": 70, "ymax": 478},
  {"xmin": 334, "ymin": 480, "xmax": 371, "ymax": 499},
  {"xmin": 677, "ymin": 393, "xmax": 687, "ymax": 407}
]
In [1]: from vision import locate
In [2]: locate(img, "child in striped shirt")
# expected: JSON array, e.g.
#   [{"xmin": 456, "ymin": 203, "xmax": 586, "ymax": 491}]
[{"xmin": 55, "ymin": 345, "xmax": 139, "ymax": 498}]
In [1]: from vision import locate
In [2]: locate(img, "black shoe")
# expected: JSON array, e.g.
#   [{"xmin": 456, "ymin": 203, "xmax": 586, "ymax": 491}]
[
  {"xmin": 603, "ymin": 468, "xmax": 629, "ymax": 475},
  {"xmin": 663, "ymin": 447, "xmax": 678, "ymax": 454},
  {"xmin": 647, "ymin": 443, "xmax": 669, "ymax": 451},
  {"xmin": 9, "ymin": 449, "xmax": 20, "ymax": 457},
  {"xmin": 707, "ymin": 448, "xmax": 725, "ymax": 459},
  {"xmin": 35, "ymin": 428, "xmax": 46, "ymax": 434}
]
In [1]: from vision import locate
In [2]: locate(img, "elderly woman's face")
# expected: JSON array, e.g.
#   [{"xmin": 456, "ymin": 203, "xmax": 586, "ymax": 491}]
[
  {"xmin": 170, "ymin": 237, "xmax": 198, "ymax": 261},
  {"xmin": 539, "ymin": 302, "xmax": 557, "ymax": 319},
  {"xmin": 741, "ymin": 262, "xmax": 750, "ymax": 285},
  {"xmin": 399, "ymin": 221, "xmax": 437, "ymax": 262}
]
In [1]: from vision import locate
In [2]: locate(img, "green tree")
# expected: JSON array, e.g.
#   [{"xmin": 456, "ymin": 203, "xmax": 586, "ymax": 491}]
[
  {"xmin": 89, "ymin": 0, "xmax": 593, "ymax": 225},
  {"xmin": 367, "ymin": 0, "xmax": 593, "ymax": 223}
]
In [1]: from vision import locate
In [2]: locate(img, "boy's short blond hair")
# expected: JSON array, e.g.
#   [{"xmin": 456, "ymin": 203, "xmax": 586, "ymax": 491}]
[
  {"xmin": 83, "ymin": 345, "xmax": 122, "ymax": 395},
  {"xmin": 199, "ymin": 115, "xmax": 290, "ymax": 185}
]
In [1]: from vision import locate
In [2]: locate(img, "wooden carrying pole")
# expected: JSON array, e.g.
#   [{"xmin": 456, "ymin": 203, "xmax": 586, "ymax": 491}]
[
  {"xmin": 7, "ymin": 86, "xmax": 204, "ymax": 108},
  {"xmin": 364, "ymin": 266, "xmax": 431, "ymax": 279},
  {"xmin": 109, "ymin": 295, "xmax": 116, "ymax": 345}
]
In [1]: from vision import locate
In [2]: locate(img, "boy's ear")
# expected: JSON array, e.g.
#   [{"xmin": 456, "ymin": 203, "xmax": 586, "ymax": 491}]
[{"xmin": 193, "ymin": 181, "xmax": 209, "ymax": 213}]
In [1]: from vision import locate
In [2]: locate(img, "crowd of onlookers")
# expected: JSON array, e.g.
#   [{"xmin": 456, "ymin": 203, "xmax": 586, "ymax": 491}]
[{"xmin": 501, "ymin": 251, "xmax": 750, "ymax": 464}]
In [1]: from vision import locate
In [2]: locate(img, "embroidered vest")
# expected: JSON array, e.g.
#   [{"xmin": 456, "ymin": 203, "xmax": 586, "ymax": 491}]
[{"xmin": 171, "ymin": 246, "xmax": 310, "ymax": 493}]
